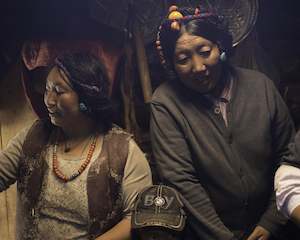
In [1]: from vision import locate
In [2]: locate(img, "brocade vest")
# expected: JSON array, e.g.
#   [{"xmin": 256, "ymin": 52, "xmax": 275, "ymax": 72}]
[{"xmin": 17, "ymin": 120, "xmax": 130, "ymax": 239}]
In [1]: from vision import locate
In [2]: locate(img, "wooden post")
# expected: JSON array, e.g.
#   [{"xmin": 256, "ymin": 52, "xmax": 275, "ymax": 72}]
[{"xmin": 133, "ymin": 21, "xmax": 153, "ymax": 103}]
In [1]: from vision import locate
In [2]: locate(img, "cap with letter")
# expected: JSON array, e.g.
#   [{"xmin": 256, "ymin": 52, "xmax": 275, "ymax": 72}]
[{"xmin": 132, "ymin": 184, "xmax": 186, "ymax": 231}]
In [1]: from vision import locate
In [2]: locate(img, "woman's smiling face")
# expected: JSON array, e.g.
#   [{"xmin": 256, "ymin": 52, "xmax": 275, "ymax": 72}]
[
  {"xmin": 173, "ymin": 32, "xmax": 221, "ymax": 94},
  {"xmin": 44, "ymin": 67, "xmax": 82, "ymax": 128}
]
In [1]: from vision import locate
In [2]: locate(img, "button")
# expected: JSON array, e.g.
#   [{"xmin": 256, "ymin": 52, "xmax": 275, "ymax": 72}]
[
  {"xmin": 214, "ymin": 107, "xmax": 221, "ymax": 114},
  {"xmin": 89, "ymin": 234, "xmax": 95, "ymax": 240}
]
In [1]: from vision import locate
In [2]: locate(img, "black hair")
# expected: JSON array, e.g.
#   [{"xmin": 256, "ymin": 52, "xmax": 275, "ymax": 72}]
[
  {"xmin": 54, "ymin": 52, "xmax": 113, "ymax": 132},
  {"xmin": 158, "ymin": 7, "xmax": 233, "ymax": 79}
]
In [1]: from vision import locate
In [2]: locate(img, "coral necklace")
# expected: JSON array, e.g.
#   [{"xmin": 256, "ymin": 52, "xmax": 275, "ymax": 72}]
[{"xmin": 52, "ymin": 135, "xmax": 97, "ymax": 182}]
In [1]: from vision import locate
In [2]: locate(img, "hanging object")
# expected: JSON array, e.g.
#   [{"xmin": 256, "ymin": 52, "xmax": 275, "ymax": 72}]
[
  {"xmin": 202, "ymin": 0, "xmax": 259, "ymax": 47},
  {"xmin": 133, "ymin": 0, "xmax": 259, "ymax": 48}
]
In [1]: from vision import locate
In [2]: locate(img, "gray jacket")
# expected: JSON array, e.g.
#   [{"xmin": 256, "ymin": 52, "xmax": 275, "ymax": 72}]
[{"xmin": 150, "ymin": 67, "xmax": 295, "ymax": 240}]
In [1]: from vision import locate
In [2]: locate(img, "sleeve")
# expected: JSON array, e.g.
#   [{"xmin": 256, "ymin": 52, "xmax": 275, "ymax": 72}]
[
  {"xmin": 280, "ymin": 130, "xmax": 300, "ymax": 168},
  {"xmin": 121, "ymin": 139, "xmax": 153, "ymax": 218},
  {"xmin": 0, "ymin": 127, "xmax": 29, "ymax": 192},
  {"xmin": 257, "ymin": 78, "xmax": 295, "ymax": 235},
  {"xmin": 150, "ymin": 102, "xmax": 236, "ymax": 240},
  {"xmin": 275, "ymin": 165, "xmax": 300, "ymax": 218}
]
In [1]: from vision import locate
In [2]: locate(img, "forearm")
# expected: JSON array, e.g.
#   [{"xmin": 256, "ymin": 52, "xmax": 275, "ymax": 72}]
[
  {"xmin": 0, "ymin": 151, "xmax": 20, "ymax": 191},
  {"xmin": 258, "ymin": 191, "xmax": 287, "ymax": 237},
  {"xmin": 160, "ymin": 171, "xmax": 234, "ymax": 240},
  {"xmin": 95, "ymin": 218, "xmax": 131, "ymax": 240},
  {"xmin": 260, "ymin": 81, "xmax": 295, "ymax": 234},
  {"xmin": 0, "ymin": 130, "xmax": 27, "ymax": 191}
]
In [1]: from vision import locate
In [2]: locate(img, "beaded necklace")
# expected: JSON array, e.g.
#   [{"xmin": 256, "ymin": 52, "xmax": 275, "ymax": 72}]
[{"xmin": 52, "ymin": 134, "xmax": 97, "ymax": 182}]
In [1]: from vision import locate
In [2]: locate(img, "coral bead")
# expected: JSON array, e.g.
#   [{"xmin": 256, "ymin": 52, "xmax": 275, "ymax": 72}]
[
  {"xmin": 171, "ymin": 21, "xmax": 181, "ymax": 31},
  {"xmin": 168, "ymin": 5, "xmax": 178, "ymax": 13}
]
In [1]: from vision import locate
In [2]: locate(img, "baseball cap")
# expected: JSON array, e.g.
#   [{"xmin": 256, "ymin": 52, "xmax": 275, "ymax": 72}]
[{"xmin": 132, "ymin": 185, "xmax": 186, "ymax": 231}]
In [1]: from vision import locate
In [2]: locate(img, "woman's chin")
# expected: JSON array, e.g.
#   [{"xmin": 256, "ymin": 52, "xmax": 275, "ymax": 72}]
[
  {"xmin": 192, "ymin": 83, "xmax": 214, "ymax": 94},
  {"xmin": 182, "ymin": 78, "xmax": 213, "ymax": 94},
  {"xmin": 49, "ymin": 116, "xmax": 62, "ymax": 127}
]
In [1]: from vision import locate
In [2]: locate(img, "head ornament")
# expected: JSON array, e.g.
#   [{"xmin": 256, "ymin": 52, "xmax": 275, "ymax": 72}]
[{"xmin": 156, "ymin": 5, "xmax": 214, "ymax": 69}]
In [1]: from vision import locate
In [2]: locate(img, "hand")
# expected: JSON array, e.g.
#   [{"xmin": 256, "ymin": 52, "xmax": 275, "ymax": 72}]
[{"xmin": 246, "ymin": 226, "xmax": 271, "ymax": 240}]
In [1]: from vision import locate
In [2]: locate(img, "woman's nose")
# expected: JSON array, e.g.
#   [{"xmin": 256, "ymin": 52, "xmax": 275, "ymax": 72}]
[
  {"xmin": 44, "ymin": 91, "xmax": 56, "ymax": 107},
  {"xmin": 192, "ymin": 56, "xmax": 206, "ymax": 73}
]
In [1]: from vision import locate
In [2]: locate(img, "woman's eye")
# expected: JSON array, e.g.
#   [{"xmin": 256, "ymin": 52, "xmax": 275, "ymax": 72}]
[
  {"xmin": 199, "ymin": 50, "xmax": 211, "ymax": 57},
  {"xmin": 177, "ymin": 56, "xmax": 189, "ymax": 64},
  {"xmin": 55, "ymin": 86, "xmax": 65, "ymax": 94}
]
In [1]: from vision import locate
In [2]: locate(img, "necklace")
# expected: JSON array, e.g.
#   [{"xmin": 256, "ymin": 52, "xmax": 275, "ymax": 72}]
[{"xmin": 52, "ymin": 134, "xmax": 97, "ymax": 182}]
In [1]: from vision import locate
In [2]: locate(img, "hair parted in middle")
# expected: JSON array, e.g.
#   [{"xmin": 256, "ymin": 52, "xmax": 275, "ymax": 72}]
[
  {"xmin": 156, "ymin": 4, "xmax": 233, "ymax": 79},
  {"xmin": 54, "ymin": 52, "xmax": 113, "ymax": 132}
]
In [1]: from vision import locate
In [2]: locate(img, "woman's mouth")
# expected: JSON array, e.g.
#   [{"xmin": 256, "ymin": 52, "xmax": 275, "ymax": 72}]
[
  {"xmin": 48, "ymin": 110, "xmax": 60, "ymax": 117},
  {"xmin": 195, "ymin": 76, "xmax": 209, "ymax": 85}
]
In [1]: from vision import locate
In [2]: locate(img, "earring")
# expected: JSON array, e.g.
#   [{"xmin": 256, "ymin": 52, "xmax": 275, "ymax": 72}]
[
  {"xmin": 220, "ymin": 52, "xmax": 227, "ymax": 62},
  {"xmin": 79, "ymin": 102, "xmax": 88, "ymax": 112}
]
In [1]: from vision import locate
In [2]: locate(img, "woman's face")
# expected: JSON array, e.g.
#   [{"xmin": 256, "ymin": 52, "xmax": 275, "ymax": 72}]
[
  {"xmin": 44, "ymin": 67, "xmax": 82, "ymax": 128},
  {"xmin": 173, "ymin": 33, "xmax": 221, "ymax": 94}
]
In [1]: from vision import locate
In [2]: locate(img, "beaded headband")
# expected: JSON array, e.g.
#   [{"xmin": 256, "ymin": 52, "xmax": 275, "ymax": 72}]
[
  {"xmin": 54, "ymin": 57, "xmax": 73, "ymax": 86},
  {"xmin": 156, "ymin": 5, "xmax": 215, "ymax": 68},
  {"xmin": 55, "ymin": 57, "xmax": 101, "ymax": 95},
  {"xmin": 54, "ymin": 57, "xmax": 105, "ymax": 113}
]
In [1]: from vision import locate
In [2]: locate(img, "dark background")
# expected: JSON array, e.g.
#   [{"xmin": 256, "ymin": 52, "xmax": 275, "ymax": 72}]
[{"xmin": 0, "ymin": 0, "xmax": 300, "ymax": 126}]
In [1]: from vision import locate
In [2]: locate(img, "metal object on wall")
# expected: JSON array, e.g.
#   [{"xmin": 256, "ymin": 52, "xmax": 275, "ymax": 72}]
[
  {"xmin": 134, "ymin": 0, "xmax": 259, "ymax": 48},
  {"xmin": 172, "ymin": 0, "xmax": 259, "ymax": 47},
  {"xmin": 210, "ymin": 0, "xmax": 259, "ymax": 47}
]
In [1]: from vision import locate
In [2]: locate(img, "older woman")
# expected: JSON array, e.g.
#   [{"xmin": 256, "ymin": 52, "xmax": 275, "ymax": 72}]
[
  {"xmin": 0, "ymin": 53, "xmax": 152, "ymax": 239},
  {"xmin": 150, "ymin": 5, "xmax": 294, "ymax": 240}
]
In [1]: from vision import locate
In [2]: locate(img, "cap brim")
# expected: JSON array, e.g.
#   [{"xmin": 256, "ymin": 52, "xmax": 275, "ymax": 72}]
[{"xmin": 132, "ymin": 211, "xmax": 185, "ymax": 231}]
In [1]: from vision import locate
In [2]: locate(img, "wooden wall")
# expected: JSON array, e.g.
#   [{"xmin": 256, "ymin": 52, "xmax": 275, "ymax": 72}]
[{"xmin": 0, "ymin": 61, "xmax": 36, "ymax": 240}]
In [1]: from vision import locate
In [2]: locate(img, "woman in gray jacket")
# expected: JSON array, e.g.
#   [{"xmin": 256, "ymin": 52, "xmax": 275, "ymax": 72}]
[{"xmin": 150, "ymin": 4, "xmax": 294, "ymax": 240}]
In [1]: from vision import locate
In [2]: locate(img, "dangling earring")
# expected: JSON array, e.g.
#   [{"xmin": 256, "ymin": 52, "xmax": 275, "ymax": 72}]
[
  {"xmin": 220, "ymin": 52, "xmax": 227, "ymax": 62},
  {"xmin": 79, "ymin": 102, "xmax": 88, "ymax": 112}
]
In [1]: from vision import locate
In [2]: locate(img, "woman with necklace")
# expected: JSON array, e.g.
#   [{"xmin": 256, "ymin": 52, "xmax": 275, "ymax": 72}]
[{"xmin": 0, "ymin": 52, "xmax": 152, "ymax": 239}]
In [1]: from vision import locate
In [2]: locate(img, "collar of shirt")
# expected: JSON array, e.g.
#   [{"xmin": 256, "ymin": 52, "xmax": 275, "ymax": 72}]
[
  {"xmin": 219, "ymin": 76, "xmax": 233, "ymax": 103},
  {"xmin": 203, "ymin": 77, "xmax": 233, "ymax": 105}
]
